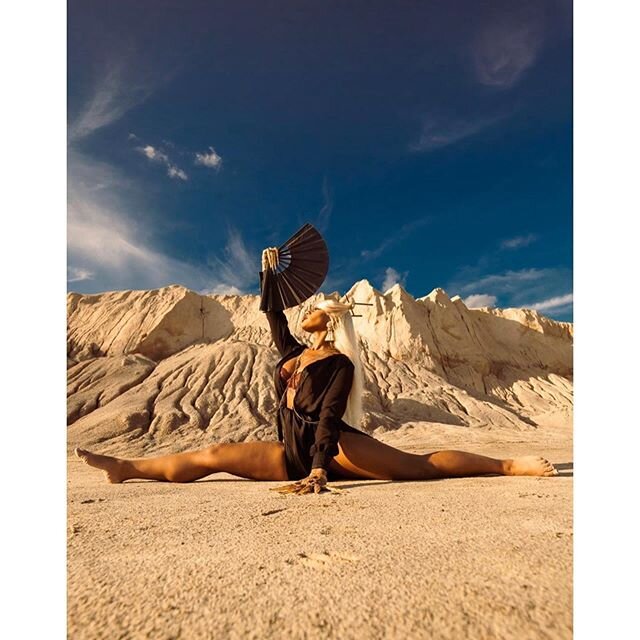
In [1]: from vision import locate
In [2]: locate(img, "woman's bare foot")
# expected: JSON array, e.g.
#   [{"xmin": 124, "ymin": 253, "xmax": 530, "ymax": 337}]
[
  {"xmin": 75, "ymin": 447, "xmax": 126, "ymax": 483},
  {"xmin": 504, "ymin": 456, "xmax": 558, "ymax": 477}
]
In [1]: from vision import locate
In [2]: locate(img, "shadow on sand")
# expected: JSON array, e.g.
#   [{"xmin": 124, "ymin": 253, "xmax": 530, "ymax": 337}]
[{"xmin": 553, "ymin": 462, "xmax": 573, "ymax": 477}]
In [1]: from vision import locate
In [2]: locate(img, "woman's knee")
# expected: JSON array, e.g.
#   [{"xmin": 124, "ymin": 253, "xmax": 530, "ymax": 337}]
[
  {"xmin": 165, "ymin": 445, "xmax": 223, "ymax": 482},
  {"xmin": 164, "ymin": 466, "xmax": 197, "ymax": 483},
  {"xmin": 204, "ymin": 443, "xmax": 223, "ymax": 460}
]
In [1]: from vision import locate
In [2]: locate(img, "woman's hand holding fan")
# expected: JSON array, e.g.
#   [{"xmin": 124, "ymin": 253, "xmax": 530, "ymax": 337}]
[{"xmin": 259, "ymin": 223, "xmax": 329, "ymax": 312}]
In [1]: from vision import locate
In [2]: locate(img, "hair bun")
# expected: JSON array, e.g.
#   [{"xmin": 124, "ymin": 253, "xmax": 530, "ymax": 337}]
[{"xmin": 314, "ymin": 298, "xmax": 352, "ymax": 317}]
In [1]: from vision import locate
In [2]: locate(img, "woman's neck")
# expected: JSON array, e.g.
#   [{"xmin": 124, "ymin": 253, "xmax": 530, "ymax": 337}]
[{"xmin": 308, "ymin": 339, "xmax": 337, "ymax": 352}]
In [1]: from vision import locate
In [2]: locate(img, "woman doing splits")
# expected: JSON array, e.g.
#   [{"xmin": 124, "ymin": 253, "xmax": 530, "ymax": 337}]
[{"xmin": 76, "ymin": 247, "xmax": 557, "ymax": 494}]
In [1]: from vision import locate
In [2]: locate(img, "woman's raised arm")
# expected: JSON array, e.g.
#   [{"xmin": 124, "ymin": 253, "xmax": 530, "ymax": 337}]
[
  {"xmin": 262, "ymin": 303, "xmax": 304, "ymax": 358},
  {"xmin": 259, "ymin": 246, "xmax": 305, "ymax": 357}
]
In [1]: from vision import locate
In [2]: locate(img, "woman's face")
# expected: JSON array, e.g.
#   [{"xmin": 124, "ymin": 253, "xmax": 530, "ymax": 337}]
[{"xmin": 301, "ymin": 308, "xmax": 330, "ymax": 332}]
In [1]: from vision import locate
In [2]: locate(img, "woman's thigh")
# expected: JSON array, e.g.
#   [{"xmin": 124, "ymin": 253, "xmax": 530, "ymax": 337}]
[
  {"xmin": 211, "ymin": 440, "xmax": 289, "ymax": 481},
  {"xmin": 328, "ymin": 431, "xmax": 427, "ymax": 481}
]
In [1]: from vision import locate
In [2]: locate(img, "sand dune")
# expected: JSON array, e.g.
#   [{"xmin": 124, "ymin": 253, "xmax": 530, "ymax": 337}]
[{"xmin": 67, "ymin": 280, "xmax": 572, "ymax": 456}]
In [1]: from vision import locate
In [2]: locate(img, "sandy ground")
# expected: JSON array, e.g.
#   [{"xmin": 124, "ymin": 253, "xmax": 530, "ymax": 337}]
[{"xmin": 68, "ymin": 427, "xmax": 573, "ymax": 640}]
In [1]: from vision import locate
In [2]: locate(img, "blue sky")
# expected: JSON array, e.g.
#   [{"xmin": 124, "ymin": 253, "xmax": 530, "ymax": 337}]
[{"xmin": 67, "ymin": 0, "xmax": 573, "ymax": 321}]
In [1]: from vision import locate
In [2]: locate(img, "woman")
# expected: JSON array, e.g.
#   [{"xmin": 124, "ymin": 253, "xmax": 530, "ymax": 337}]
[{"xmin": 76, "ymin": 248, "xmax": 557, "ymax": 494}]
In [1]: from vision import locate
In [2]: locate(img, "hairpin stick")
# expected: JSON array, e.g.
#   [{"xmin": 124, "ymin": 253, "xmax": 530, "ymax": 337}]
[{"xmin": 343, "ymin": 293, "xmax": 372, "ymax": 317}]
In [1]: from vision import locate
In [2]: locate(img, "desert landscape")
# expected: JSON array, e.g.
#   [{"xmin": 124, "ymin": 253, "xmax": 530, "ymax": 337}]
[{"xmin": 68, "ymin": 279, "xmax": 573, "ymax": 639}]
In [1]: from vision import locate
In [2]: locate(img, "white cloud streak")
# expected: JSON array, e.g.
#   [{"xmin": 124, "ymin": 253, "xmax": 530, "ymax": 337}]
[
  {"xmin": 410, "ymin": 114, "xmax": 505, "ymax": 152},
  {"xmin": 463, "ymin": 293, "xmax": 497, "ymax": 308},
  {"xmin": 68, "ymin": 153, "xmax": 194, "ymax": 282},
  {"xmin": 66, "ymin": 55, "xmax": 240, "ymax": 294},
  {"xmin": 471, "ymin": 10, "xmax": 544, "ymax": 88},
  {"xmin": 500, "ymin": 233, "xmax": 538, "ymax": 250},
  {"xmin": 205, "ymin": 226, "xmax": 259, "ymax": 294},
  {"xmin": 448, "ymin": 265, "xmax": 572, "ymax": 318},
  {"xmin": 361, "ymin": 216, "xmax": 431, "ymax": 261},
  {"xmin": 314, "ymin": 176, "xmax": 333, "ymax": 235},
  {"xmin": 527, "ymin": 293, "xmax": 573, "ymax": 312},
  {"xmin": 67, "ymin": 150, "xmax": 223, "ymax": 292},
  {"xmin": 68, "ymin": 54, "xmax": 165, "ymax": 142},
  {"xmin": 67, "ymin": 266, "xmax": 95, "ymax": 283},
  {"xmin": 454, "ymin": 268, "xmax": 549, "ymax": 295}
]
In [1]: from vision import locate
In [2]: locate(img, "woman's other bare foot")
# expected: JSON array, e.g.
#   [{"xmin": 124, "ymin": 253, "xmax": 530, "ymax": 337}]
[
  {"xmin": 505, "ymin": 456, "xmax": 558, "ymax": 477},
  {"xmin": 75, "ymin": 447, "xmax": 126, "ymax": 483}
]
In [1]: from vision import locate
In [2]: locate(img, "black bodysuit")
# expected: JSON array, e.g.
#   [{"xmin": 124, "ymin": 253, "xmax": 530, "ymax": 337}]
[{"xmin": 263, "ymin": 307, "xmax": 373, "ymax": 480}]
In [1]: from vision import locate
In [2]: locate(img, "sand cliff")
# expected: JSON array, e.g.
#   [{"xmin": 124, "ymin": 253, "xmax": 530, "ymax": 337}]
[{"xmin": 67, "ymin": 280, "xmax": 572, "ymax": 455}]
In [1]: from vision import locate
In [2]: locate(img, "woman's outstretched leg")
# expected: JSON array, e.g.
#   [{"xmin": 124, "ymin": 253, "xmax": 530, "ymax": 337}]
[
  {"xmin": 328, "ymin": 431, "xmax": 558, "ymax": 480},
  {"xmin": 75, "ymin": 441, "xmax": 289, "ymax": 484},
  {"xmin": 423, "ymin": 450, "xmax": 557, "ymax": 478}
]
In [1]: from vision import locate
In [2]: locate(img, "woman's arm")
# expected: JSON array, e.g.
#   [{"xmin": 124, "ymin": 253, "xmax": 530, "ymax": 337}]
[
  {"xmin": 309, "ymin": 357, "xmax": 355, "ymax": 471},
  {"xmin": 259, "ymin": 270, "xmax": 304, "ymax": 357}
]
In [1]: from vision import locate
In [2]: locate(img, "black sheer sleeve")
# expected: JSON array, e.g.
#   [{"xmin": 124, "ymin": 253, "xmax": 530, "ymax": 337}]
[
  {"xmin": 309, "ymin": 357, "xmax": 355, "ymax": 471},
  {"xmin": 260, "ymin": 271, "xmax": 304, "ymax": 357}
]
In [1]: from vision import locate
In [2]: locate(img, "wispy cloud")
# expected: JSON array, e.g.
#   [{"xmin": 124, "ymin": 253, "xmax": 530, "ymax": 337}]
[
  {"xmin": 194, "ymin": 147, "xmax": 223, "ymax": 170},
  {"xmin": 500, "ymin": 233, "xmax": 538, "ymax": 250},
  {"xmin": 314, "ymin": 176, "xmax": 333, "ymax": 235},
  {"xmin": 68, "ymin": 157, "xmax": 257, "ymax": 293},
  {"xmin": 453, "ymin": 268, "xmax": 550, "ymax": 295},
  {"xmin": 471, "ymin": 8, "xmax": 545, "ymax": 89},
  {"xmin": 448, "ymin": 265, "xmax": 572, "ymax": 318},
  {"xmin": 68, "ymin": 151, "xmax": 204, "ymax": 289},
  {"xmin": 527, "ymin": 293, "xmax": 573, "ymax": 312},
  {"xmin": 463, "ymin": 293, "xmax": 497, "ymax": 308},
  {"xmin": 68, "ymin": 51, "xmax": 168, "ymax": 142},
  {"xmin": 136, "ymin": 143, "xmax": 188, "ymax": 181},
  {"xmin": 67, "ymin": 266, "xmax": 95, "ymax": 283},
  {"xmin": 205, "ymin": 225, "xmax": 259, "ymax": 294},
  {"xmin": 67, "ymin": 150, "xmax": 249, "ymax": 294},
  {"xmin": 410, "ymin": 114, "xmax": 505, "ymax": 152},
  {"xmin": 319, "ymin": 216, "xmax": 428, "ymax": 295},
  {"xmin": 67, "ymin": 54, "xmax": 238, "ymax": 294},
  {"xmin": 167, "ymin": 165, "xmax": 188, "ymax": 181},
  {"xmin": 361, "ymin": 216, "xmax": 431, "ymax": 261},
  {"xmin": 382, "ymin": 267, "xmax": 409, "ymax": 292},
  {"xmin": 203, "ymin": 284, "xmax": 244, "ymax": 296}
]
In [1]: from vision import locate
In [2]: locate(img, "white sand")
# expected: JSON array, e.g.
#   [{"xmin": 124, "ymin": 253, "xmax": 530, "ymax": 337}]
[{"xmin": 68, "ymin": 429, "xmax": 572, "ymax": 640}]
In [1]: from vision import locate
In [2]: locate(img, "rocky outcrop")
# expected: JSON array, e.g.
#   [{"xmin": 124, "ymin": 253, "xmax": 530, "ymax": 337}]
[{"xmin": 67, "ymin": 281, "xmax": 573, "ymax": 455}]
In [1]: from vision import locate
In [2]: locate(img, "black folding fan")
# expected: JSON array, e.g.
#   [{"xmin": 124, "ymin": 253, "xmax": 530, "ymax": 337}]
[{"xmin": 259, "ymin": 223, "xmax": 329, "ymax": 311}]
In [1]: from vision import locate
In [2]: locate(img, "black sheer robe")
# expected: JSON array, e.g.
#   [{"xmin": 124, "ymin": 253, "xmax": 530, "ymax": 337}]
[{"xmin": 259, "ymin": 271, "xmax": 371, "ymax": 478}]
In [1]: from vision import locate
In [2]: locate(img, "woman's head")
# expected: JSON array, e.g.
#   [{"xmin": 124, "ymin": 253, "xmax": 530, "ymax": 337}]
[
  {"xmin": 300, "ymin": 307, "xmax": 331, "ymax": 333},
  {"xmin": 300, "ymin": 299, "xmax": 353, "ymax": 334},
  {"xmin": 303, "ymin": 297, "xmax": 364, "ymax": 429}
]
